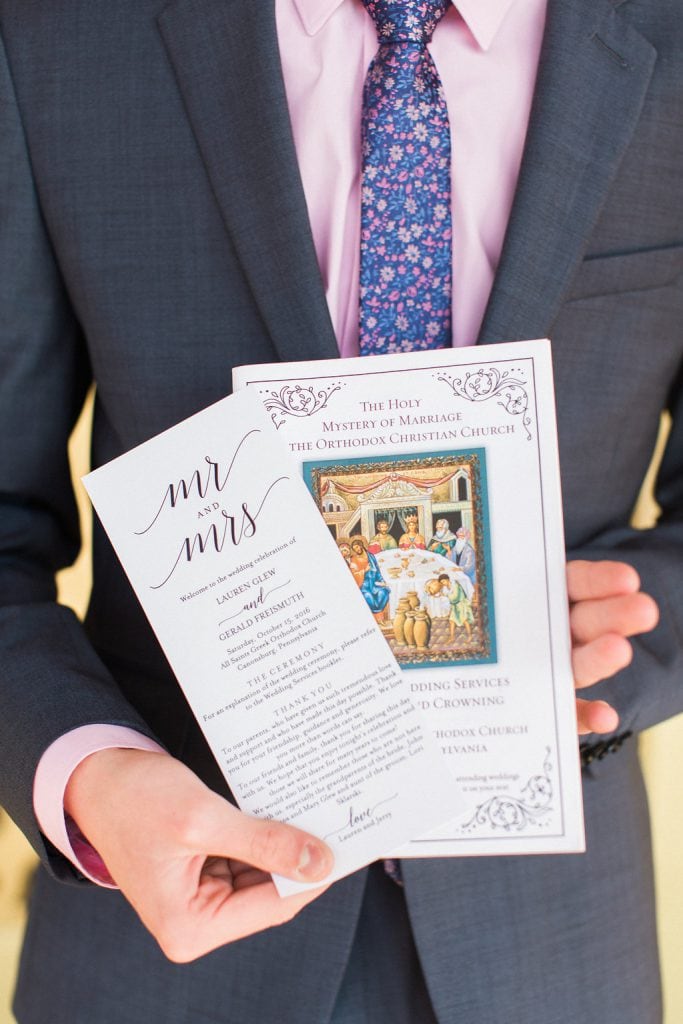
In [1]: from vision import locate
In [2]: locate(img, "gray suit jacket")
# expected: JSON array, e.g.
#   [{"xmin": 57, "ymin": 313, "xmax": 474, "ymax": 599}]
[{"xmin": 1, "ymin": 1, "xmax": 681, "ymax": 1021}]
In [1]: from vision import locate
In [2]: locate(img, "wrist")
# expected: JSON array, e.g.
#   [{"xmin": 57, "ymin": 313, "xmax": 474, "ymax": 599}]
[{"xmin": 64, "ymin": 747, "xmax": 170, "ymax": 828}]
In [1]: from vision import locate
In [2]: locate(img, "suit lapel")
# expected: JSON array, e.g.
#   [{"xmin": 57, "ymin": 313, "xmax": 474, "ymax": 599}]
[
  {"xmin": 157, "ymin": 0, "xmax": 657, "ymax": 358},
  {"xmin": 478, "ymin": 0, "xmax": 656, "ymax": 345},
  {"xmin": 157, "ymin": 0, "xmax": 339, "ymax": 364}
]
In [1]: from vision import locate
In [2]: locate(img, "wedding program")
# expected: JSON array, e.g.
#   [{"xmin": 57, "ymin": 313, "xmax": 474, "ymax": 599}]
[
  {"xmin": 83, "ymin": 388, "xmax": 460, "ymax": 895},
  {"xmin": 233, "ymin": 339, "xmax": 585, "ymax": 856}
]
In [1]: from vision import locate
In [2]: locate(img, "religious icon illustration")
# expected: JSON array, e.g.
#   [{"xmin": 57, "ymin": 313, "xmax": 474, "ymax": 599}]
[{"xmin": 303, "ymin": 450, "xmax": 496, "ymax": 668}]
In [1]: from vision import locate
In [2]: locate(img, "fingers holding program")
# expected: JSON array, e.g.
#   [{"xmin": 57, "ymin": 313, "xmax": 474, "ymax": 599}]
[
  {"xmin": 574, "ymin": 697, "xmax": 620, "ymax": 736},
  {"xmin": 567, "ymin": 561, "xmax": 659, "ymax": 736},
  {"xmin": 64, "ymin": 748, "xmax": 334, "ymax": 962}
]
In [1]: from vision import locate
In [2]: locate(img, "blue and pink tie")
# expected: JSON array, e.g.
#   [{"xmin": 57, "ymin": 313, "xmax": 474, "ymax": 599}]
[{"xmin": 359, "ymin": 0, "xmax": 453, "ymax": 355}]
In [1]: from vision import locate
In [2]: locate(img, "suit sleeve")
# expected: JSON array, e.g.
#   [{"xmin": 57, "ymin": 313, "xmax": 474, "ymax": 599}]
[
  {"xmin": 0, "ymin": 27, "xmax": 157, "ymax": 881},
  {"xmin": 568, "ymin": 358, "xmax": 683, "ymax": 744}
]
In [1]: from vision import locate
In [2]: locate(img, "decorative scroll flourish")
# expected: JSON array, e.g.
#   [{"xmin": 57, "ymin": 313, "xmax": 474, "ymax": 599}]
[
  {"xmin": 461, "ymin": 748, "xmax": 553, "ymax": 834},
  {"xmin": 259, "ymin": 381, "xmax": 345, "ymax": 429},
  {"xmin": 435, "ymin": 366, "xmax": 532, "ymax": 440}
]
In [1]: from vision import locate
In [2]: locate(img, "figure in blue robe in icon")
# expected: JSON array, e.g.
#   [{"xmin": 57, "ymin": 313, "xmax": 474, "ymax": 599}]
[
  {"xmin": 449, "ymin": 527, "xmax": 477, "ymax": 585},
  {"xmin": 349, "ymin": 536, "xmax": 390, "ymax": 622}
]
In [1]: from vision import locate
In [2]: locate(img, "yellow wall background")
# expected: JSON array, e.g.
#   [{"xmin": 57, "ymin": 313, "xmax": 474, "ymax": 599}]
[{"xmin": 1, "ymin": 401, "xmax": 681, "ymax": 1021}]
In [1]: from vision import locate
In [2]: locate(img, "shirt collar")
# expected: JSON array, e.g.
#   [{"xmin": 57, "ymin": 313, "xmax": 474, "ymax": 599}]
[
  {"xmin": 292, "ymin": 0, "xmax": 516, "ymax": 51},
  {"xmin": 293, "ymin": 0, "xmax": 345, "ymax": 38},
  {"xmin": 456, "ymin": 0, "xmax": 517, "ymax": 50}
]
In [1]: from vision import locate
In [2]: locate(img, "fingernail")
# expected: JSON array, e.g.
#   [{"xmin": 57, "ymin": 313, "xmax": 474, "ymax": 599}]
[{"xmin": 297, "ymin": 841, "xmax": 330, "ymax": 880}]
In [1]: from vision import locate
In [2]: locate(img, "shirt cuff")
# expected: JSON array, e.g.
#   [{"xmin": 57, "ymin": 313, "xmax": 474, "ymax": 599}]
[{"xmin": 33, "ymin": 724, "xmax": 166, "ymax": 887}]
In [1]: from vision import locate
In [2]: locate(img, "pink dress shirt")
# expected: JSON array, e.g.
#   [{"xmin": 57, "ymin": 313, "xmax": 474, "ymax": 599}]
[{"xmin": 33, "ymin": 0, "xmax": 547, "ymax": 884}]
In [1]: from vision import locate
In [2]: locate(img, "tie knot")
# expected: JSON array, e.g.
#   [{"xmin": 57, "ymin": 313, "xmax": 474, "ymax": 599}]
[{"xmin": 362, "ymin": 0, "xmax": 451, "ymax": 46}]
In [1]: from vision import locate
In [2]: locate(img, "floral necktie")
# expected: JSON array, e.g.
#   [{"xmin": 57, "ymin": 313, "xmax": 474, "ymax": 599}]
[{"xmin": 359, "ymin": 0, "xmax": 453, "ymax": 356}]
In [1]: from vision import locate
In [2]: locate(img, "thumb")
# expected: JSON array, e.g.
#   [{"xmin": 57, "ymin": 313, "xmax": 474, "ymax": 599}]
[{"xmin": 205, "ymin": 799, "xmax": 334, "ymax": 883}]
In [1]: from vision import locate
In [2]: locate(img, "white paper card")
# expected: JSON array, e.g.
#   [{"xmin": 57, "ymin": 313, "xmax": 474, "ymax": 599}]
[
  {"xmin": 83, "ymin": 388, "xmax": 461, "ymax": 894},
  {"xmin": 233, "ymin": 339, "xmax": 585, "ymax": 855}
]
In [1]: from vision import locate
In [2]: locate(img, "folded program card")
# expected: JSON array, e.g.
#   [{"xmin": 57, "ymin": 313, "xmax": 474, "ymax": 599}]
[
  {"xmin": 233, "ymin": 339, "xmax": 585, "ymax": 856},
  {"xmin": 83, "ymin": 388, "xmax": 460, "ymax": 895}
]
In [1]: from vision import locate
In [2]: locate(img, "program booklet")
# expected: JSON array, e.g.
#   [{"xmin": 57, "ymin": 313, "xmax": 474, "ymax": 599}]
[
  {"xmin": 233, "ymin": 339, "xmax": 585, "ymax": 856},
  {"xmin": 83, "ymin": 387, "xmax": 462, "ymax": 895}
]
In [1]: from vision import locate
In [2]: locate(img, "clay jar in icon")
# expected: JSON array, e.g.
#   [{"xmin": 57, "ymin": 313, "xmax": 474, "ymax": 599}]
[
  {"xmin": 393, "ymin": 598, "xmax": 411, "ymax": 646},
  {"xmin": 404, "ymin": 610, "xmax": 417, "ymax": 648},
  {"xmin": 413, "ymin": 610, "xmax": 431, "ymax": 650}
]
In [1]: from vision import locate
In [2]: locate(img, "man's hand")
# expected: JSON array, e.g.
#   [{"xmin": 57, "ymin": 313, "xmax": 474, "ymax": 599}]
[
  {"xmin": 568, "ymin": 560, "xmax": 659, "ymax": 735},
  {"xmin": 65, "ymin": 748, "xmax": 334, "ymax": 962}
]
